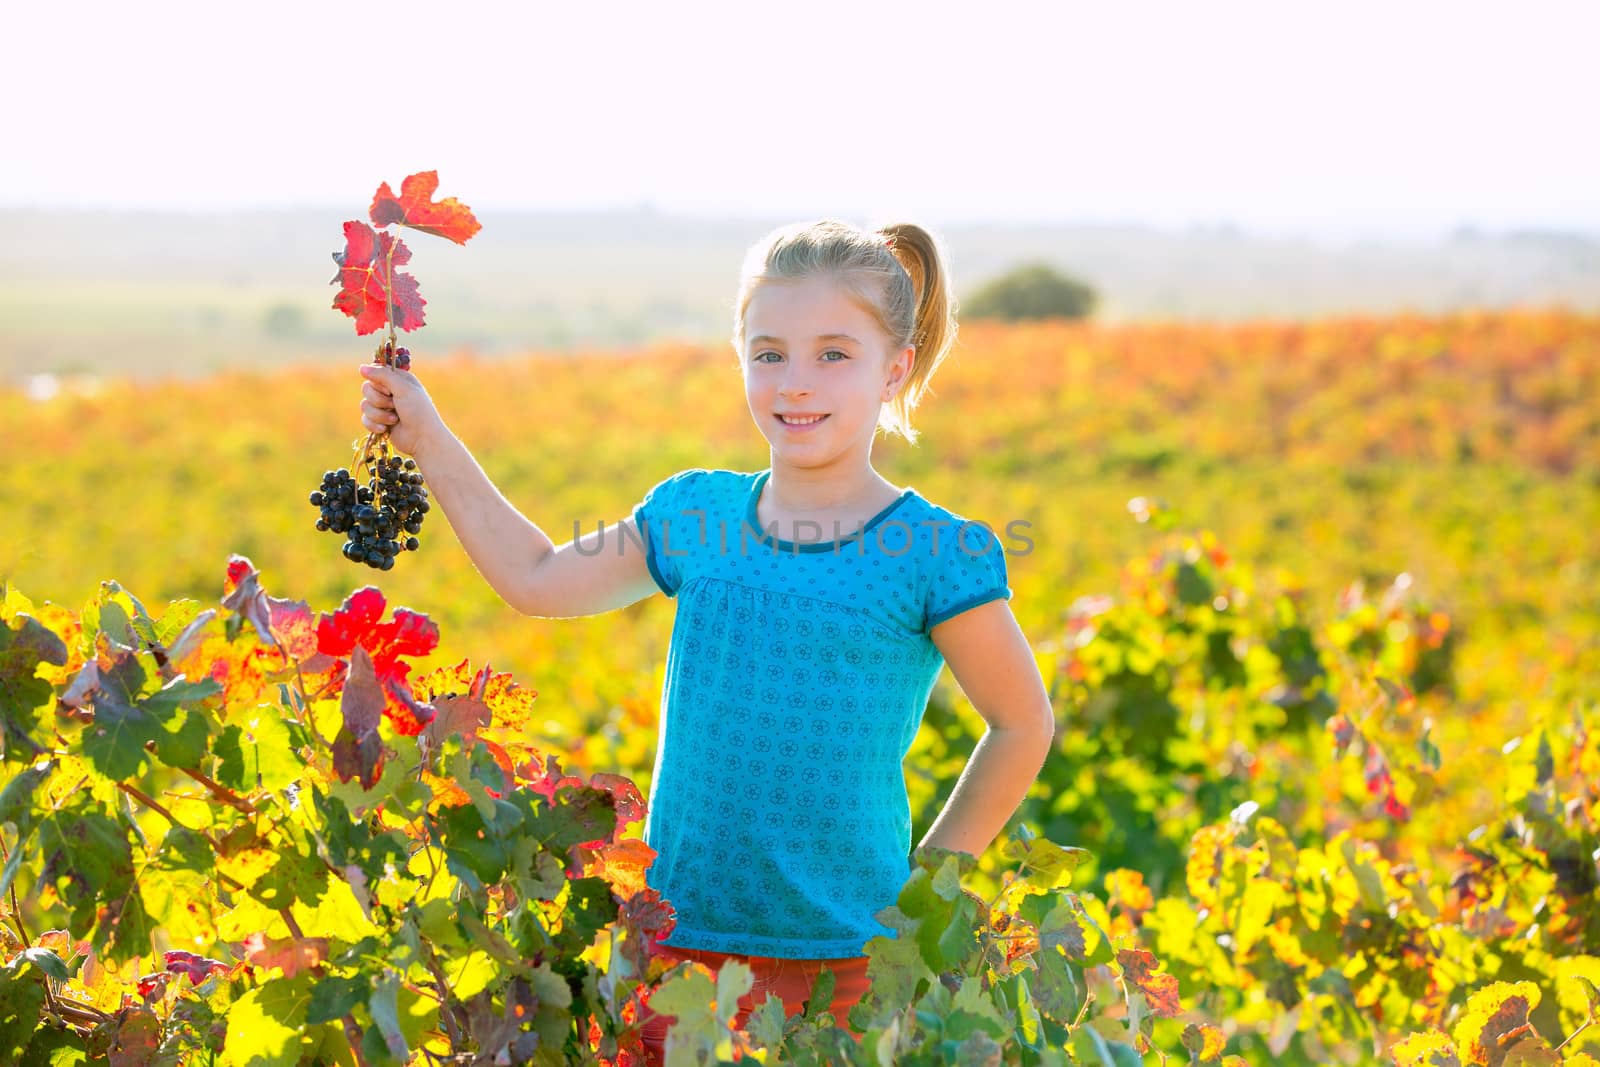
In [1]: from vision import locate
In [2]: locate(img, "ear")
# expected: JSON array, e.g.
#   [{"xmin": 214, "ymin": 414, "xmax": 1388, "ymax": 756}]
[{"xmin": 884, "ymin": 344, "xmax": 914, "ymax": 399}]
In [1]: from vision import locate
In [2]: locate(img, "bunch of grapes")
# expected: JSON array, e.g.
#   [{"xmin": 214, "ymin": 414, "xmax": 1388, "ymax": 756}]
[{"xmin": 309, "ymin": 340, "xmax": 428, "ymax": 569}]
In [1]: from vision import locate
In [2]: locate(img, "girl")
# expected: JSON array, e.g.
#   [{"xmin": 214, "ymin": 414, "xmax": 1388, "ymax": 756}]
[{"xmin": 357, "ymin": 219, "xmax": 1056, "ymax": 1063}]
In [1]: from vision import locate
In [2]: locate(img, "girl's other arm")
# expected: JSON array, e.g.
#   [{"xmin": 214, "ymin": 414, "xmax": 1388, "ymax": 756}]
[
  {"xmin": 358, "ymin": 363, "xmax": 659, "ymax": 617},
  {"xmin": 920, "ymin": 601, "xmax": 1056, "ymax": 859}
]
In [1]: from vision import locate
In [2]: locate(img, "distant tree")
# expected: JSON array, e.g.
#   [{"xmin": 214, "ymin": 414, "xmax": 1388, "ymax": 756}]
[
  {"xmin": 262, "ymin": 302, "xmax": 308, "ymax": 338},
  {"xmin": 962, "ymin": 262, "xmax": 1098, "ymax": 321}
]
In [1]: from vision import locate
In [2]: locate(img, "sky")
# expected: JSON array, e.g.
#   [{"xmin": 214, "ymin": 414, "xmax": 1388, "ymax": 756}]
[{"xmin": 4, "ymin": 0, "xmax": 1596, "ymax": 239}]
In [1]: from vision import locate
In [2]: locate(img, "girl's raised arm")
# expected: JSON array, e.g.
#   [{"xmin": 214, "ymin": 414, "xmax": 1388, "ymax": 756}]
[{"xmin": 358, "ymin": 362, "xmax": 659, "ymax": 618}]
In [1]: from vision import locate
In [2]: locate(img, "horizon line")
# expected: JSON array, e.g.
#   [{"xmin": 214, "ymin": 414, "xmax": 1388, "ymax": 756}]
[{"xmin": 2, "ymin": 202, "xmax": 1597, "ymax": 243}]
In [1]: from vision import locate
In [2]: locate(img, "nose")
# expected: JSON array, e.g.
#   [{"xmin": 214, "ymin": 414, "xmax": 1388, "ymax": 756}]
[{"xmin": 778, "ymin": 363, "xmax": 813, "ymax": 399}]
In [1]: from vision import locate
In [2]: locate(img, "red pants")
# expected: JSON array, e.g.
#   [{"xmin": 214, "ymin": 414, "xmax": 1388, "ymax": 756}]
[{"xmin": 636, "ymin": 941, "xmax": 870, "ymax": 1065}]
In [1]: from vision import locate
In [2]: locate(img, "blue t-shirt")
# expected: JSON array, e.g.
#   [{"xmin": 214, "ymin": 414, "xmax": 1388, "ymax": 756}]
[{"xmin": 630, "ymin": 466, "xmax": 1013, "ymax": 958}]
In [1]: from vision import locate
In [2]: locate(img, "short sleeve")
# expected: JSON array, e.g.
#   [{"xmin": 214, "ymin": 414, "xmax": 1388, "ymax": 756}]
[
  {"xmin": 632, "ymin": 468, "xmax": 705, "ymax": 598},
  {"xmin": 924, "ymin": 518, "xmax": 1012, "ymax": 629}
]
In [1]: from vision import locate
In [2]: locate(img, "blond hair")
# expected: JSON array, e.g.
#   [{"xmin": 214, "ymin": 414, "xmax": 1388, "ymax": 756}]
[{"xmin": 730, "ymin": 219, "xmax": 958, "ymax": 446}]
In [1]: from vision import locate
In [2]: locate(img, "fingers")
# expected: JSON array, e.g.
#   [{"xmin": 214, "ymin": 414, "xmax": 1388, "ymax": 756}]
[
  {"xmin": 361, "ymin": 404, "xmax": 397, "ymax": 433},
  {"xmin": 357, "ymin": 361, "xmax": 425, "ymax": 437},
  {"xmin": 359, "ymin": 367, "xmax": 397, "ymax": 432},
  {"xmin": 358, "ymin": 364, "xmax": 393, "ymax": 396}
]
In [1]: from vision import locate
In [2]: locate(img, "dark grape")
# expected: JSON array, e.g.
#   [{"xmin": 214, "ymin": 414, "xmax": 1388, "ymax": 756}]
[{"xmin": 312, "ymin": 443, "xmax": 427, "ymax": 568}]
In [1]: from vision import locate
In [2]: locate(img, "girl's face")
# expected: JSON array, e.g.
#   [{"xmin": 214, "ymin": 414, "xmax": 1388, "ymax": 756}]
[{"xmin": 740, "ymin": 275, "xmax": 912, "ymax": 470}]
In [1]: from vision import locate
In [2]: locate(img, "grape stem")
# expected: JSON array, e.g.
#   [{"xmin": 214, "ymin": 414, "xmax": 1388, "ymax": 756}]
[
  {"xmin": 1554, "ymin": 1017, "xmax": 1594, "ymax": 1054},
  {"xmin": 351, "ymin": 232, "xmax": 404, "ymax": 480}
]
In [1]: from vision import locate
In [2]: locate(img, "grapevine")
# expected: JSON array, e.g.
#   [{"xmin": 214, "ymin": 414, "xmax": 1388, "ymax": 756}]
[
  {"xmin": 1, "ymin": 529, "xmax": 1597, "ymax": 1060},
  {"xmin": 313, "ymin": 170, "xmax": 481, "ymax": 569}
]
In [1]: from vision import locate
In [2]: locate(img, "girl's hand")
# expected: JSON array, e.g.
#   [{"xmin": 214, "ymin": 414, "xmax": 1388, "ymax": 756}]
[{"xmin": 358, "ymin": 362, "xmax": 448, "ymax": 459}]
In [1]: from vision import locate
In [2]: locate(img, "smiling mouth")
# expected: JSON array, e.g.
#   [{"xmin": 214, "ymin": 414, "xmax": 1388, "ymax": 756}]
[{"xmin": 777, "ymin": 414, "xmax": 829, "ymax": 426}]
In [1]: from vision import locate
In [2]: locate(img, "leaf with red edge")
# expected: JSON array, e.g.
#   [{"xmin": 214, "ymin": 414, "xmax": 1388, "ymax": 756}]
[
  {"xmin": 557, "ymin": 783, "xmax": 622, "ymax": 853},
  {"xmin": 1451, "ymin": 980, "xmax": 1543, "ymax": 1066},
  {"xmin": 222, "ymin": 556, "xmax": 320, "ymax": 663},
  {"xmin": 223, "ymin": 557, "xmax": 254, "ymax": 596},
  {"xmin": 413, "ymin": 658, "xmax": 474, "ymax": 700},
  {"xmin": 264, "ymin": 597, "xmax": 317, "ymax": 662},
  {"xmin": 222, "ymin": 555, "xmax": 273, "ymax": 642},
  {"xmin": 369, "ymin": 170, "xmax": 482, "ymax": 245},
  {"xmin": 331, "ymin": 221, "xmax": 426, "ymax": 335},
  {"xmin": 616, "ymin": 885, "xmax": 678, "ymax": 975},
  {"xmin": 524, "ymin": 752, "xmax": 585, "ymax": 802},
  {"xmin": 384, "ymin": 677, "xmax": 436, "ymax": 737},
  {"xmin": 590, "ymin": 772, "xmax": 646, "ymax": 838},
  {"xmin": 474, "ymin": 664, "xmax": 540, "ymax": 758},
  {"xmin": 589, "ymin": 838, "xmax": 657, "ymax": 902}
]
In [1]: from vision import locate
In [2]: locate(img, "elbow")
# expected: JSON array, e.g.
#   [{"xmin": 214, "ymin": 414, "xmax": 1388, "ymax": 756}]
[
  {"xmin": 1032, "ymin": 702, "xmax": 1058, "ymax": 756},
  {"xmin": 507, "ymin": 547, "xmax": 555, "ymax": 618},
  {"xmin": 503, "ymin": 575, "xmax": 546, "ymax": 618}
]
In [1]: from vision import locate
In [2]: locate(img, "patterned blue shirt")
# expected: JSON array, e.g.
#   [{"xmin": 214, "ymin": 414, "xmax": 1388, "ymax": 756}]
[{"xmin": 630, "ymin": 467, "xmax": 1013, "ymax": 958}]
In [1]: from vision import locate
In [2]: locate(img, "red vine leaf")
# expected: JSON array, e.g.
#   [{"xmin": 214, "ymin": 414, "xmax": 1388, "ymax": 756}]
[
  {"xmin": 590, "ymin": 772, "xmax": 646, "ymax": 838},
  {"xmin": 1116, "ymin": 947, "xmax": 1183, "ymax": 1017},
  {"xmin": 588, "ymin": 838, "xmax": 657, "ymax": 902},
  {"xmin": 524, "ymin": 752, "xmax": 585, "ymax": 802},
  {"xmin": 616, "ymin": 885, "xmax": 678, "ymax": 975},
  {"xmin": 317, "ymin": 587, "xmax": 438, "ymax": 735},
  {"xmin": 266, "ymin": 597, "xmax": 321, "ymax": 665},
  {"xmin": 369, "ymin": 170, "xmax": 482, "ymax": 245},
  {"xmin": 331, "ymin": 221, "xmax": 426, "ymax": 335},
  {"xmin": 163, "ymin": 949, "xmax": 231, "ymax": 986},
  {"xmin": 222, "ymin": 555, "xmax": 274, "ymax": 644}
]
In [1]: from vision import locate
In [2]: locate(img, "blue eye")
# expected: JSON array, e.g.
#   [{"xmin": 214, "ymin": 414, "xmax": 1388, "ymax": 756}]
[{"xmin": 754, "ymin": 350, "xmax": 849, "ymax": 363}]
